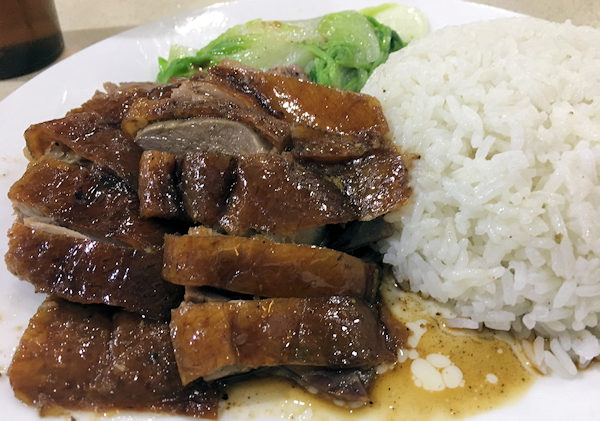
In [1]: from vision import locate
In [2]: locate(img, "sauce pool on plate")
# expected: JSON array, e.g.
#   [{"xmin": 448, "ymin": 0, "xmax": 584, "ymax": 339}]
[{"xmin": 221, "ymin": 277, "xmax": 536, "ymax": 420}]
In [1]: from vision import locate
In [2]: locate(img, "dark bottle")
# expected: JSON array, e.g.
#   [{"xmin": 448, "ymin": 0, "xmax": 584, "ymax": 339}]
[{"xmin": 0, "ymin": 0, "xmax": 64, "ymax": 79}]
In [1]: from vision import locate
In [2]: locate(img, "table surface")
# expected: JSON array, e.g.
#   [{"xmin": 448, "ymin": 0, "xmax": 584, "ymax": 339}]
[{"xmin": 1, "ymin": 0, "xmax": 599, "ymax": 101}]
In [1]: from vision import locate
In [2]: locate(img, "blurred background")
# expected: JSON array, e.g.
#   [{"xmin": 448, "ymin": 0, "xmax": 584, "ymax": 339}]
[{"xmin": 1, "ymin": 0, "xmax": 599, "ymax": 100}]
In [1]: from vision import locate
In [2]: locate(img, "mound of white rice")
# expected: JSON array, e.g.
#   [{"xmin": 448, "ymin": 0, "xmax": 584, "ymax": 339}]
[{"xmin": 362, "ymin": 17, "xmax": 600, "ymax": 375}]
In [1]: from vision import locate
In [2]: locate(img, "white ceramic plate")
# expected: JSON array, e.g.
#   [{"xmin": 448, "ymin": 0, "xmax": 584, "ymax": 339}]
[{"xmin": 0, "ymin": 0, "xmax": 598, "ymax": 420}]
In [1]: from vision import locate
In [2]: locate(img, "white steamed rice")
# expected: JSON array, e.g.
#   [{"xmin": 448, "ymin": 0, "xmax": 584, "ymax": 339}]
[{"xmin": 362, "ymin": 17, "xmax": 600, "ymax": 375}]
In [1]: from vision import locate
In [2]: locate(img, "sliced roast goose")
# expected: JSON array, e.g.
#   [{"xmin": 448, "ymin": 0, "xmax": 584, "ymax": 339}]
[
  {"xmin": 25, "ymin": 112, "xmax": 143, "ymax": 188},
  {"xmin": 138, "ymin": 150, "xmax": 185, "ymax": 220},
  {"xmin": 8, "ymin": 157, "xmax": 166, "ymax": 251},
  {"xmin": 8, "ymin": 298, "xmax": 219, "ymax": 418},
  {"xmin": 170, "ymin": 296, "xmax": 395, "ymax": 384},
  {"xmin": 209, "ymin": 60, "xmax": 389, "ymax": 140},
  {"xmin": 162, "ymin": 232, "xmax": 378, "ymax": 300},
  {"xmin": 6, "ymin": 221, "xmax": 182, "ymax": 319}
]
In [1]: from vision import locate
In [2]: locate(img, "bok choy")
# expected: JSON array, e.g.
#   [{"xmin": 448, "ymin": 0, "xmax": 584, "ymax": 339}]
[{"xmin": 156, "ymin": 6, "xmax": 417, "ymax": 91}]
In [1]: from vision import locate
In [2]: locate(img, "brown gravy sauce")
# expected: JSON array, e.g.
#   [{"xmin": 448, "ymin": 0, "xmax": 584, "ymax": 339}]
[{"xmin": 221, "ymin": 277, "xmax": 536, "ymax": 420}]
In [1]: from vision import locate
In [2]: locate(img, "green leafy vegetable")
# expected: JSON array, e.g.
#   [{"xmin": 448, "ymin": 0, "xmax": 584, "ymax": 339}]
[
  {"xmin": 361, "ymin": 3, "xmax": 429, "ymax": 43},
  {"xmin": 156, "ymin": 9, "xmax": 405, "ymax": 91}
]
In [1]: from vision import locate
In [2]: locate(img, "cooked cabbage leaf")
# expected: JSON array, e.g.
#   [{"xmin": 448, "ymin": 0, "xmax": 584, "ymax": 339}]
[{"xmin": 156, "ymin": 10, "xmax": 403, "ymax": 91}]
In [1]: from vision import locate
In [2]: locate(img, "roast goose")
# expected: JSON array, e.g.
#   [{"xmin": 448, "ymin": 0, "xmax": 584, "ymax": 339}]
[{"xmin": 5, "ymin": 62, "xmax": 413, "ymax": 417}]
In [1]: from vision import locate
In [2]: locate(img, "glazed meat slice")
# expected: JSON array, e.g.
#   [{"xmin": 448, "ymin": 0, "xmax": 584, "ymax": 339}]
[
  {"xmin": 138, "ymin": 150, "xmax": 237, "ymax": 224},
  {"xmin": 209, "ymin": 60, "xmax": 389, "ymax": 140},
  {"xmin": 74, "ymin": 81, "xmax": 178, "ymax": 125},
  {"xmin": 8, "ymin": 157, "xmax": 166, "ymax": 251},
  {"xmin": 134, "ymin": 117, "xmax": 272, "ymax": 156},
  {"xmin": 162, "ymin": 232, "xmax": 379, "ymax": 300},
  {"xmin": 179, "ymin": 152, "xmax": 236, "ymax": 226},
  {"xmin": 123, "ymin": 65, "xmax": 395, "ymax": 163},
  {"xmin": 122, "ymin": 94, "xmax": 291, "ymax": 151},
  {"xmin": 23, "ymin": 81, "xmax": 179, "ymax": 187},
  {"xmin": 289, "ymin": 125, "xmax": 383, "ymax": 163},
  {"xmin": 270, "ymin": 309, "xmax": 407, "ymax": 406},
  {"xmin": 274, "ymin": 367, "xmax": 377, "ymax": 404},
  {"xmin": 170, "ymin": 74, "xmax": 261, "ymax": 109},
  {"xmin": 219, "ymin": 366, "xmax": 377, "ymax": 405},
  {"xmin": 220, "ymin": 153, "xmax": 356, "ymax": 234},
  {"xmin": 170, "ymin": 297, "xmax": 394, "ymax": 384},
  {"xmin": 138, "ymin": 149, "xmax": 410, "ymax": 234},
  {"xmin": 308, "ymin": 148, "xmax": 413, "ymax": 221},
  {"xmin": 25, "ymin": 112, "xmax": 142, "ymax": 188},
  {"xmin": 138, "ymin": 150, "xmax": 184, "ymax": 220},
  {"xmin": 5, "ymin": 221, "xmax": 183, "ymax": 319},
  {"xmin": 135, "ymin": 118, "xmax": 377, "ymax": 164},
  {"xmin": 8, "ymin": 298, "xmax": 219, "ymax": 418},
  {"xmin": 167, "ymin": 149, "xmax": 411, "ymax": 233}
]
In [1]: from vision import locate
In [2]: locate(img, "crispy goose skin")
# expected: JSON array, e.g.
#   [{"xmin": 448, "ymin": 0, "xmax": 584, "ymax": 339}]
[
  {"xmin": 138, "ymin": 151, "xmax": 237, "ymax": 224},
  {"xmin": 171, "ymin": 74, "xmax": 262, "ymax": 109},
  {"xmin": 73, "ymin": 81, "xmax": 177, "ymax": 125},
  {"xmin": 124, "ymin": 64, "xmax": 390, "ymax": 162},
  {"xmin": 139, "ymin": 150, "xmax": 352, "ymax": 230},
  {"xmin": 209, "ymin": 60, "xmax": 389, "ymax": 140},
  {"xmin": 162, "ymin": 233, "xmax": 378, "ymax": 300},
  {"xmin": 170, "ymin": 297, "xmax": 394, "ymax": 384},
  {"xmin": 220, "ymin": 150, "xmax": 411, "ymax": 232},
  {"xmin": 25, "ymin": 112, "xmax": 143, "ymax": 188},
  {"xmin": 24, "ymin": 82, "xmax": 178, "ymax": 187},
  {"xmin": 138, "ymin": 150, "xmax": 184, "ymax": 220},
  {"xmin": 289, "ymin": 125, "xmax": 383, "ymax": 163},
  {"xmin": 308, "ymin": 148, "xmax": 413, "ymax": 221},
  {"xmin": 8, "ymin": 157, "xmax": 166, "ymax": 251},
  {"xmin": 179, "ymin": 152, "xmax": 237, "ymax": 226},
  {"xmin": 6, "ymin": 221, "xmax": 182, "ymax": 319},
  {"xmin": 137, "ymin": 148, "xmax": 411, "ymax": 234},
  {"xmin": 220, "ymin": 153, "xmax": 355, "ymax": 234},
  {"xmin": 8, "ymin": 298, "xmax": 219, "ymax": 418}
]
